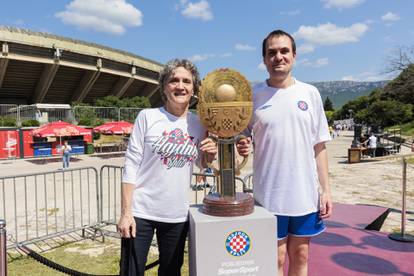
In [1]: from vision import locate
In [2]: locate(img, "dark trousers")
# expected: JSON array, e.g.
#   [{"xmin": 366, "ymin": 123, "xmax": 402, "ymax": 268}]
[{"xmin": 120, "ymin": 217, "xmax": 188, "ymax": 276}]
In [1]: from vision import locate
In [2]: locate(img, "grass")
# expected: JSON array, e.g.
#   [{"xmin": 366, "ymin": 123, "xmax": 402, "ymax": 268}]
[
  {"xmin": 39, "ymin": 208, "xmax": 60, "ymax": 216},
  {"xmin": 94, "ymin": 134, "xmax": 124, "ymax": 144},
  {"xmin": 400, "ymin": 190, "xmax": 414, "ymax": 197},
  {"xmin": 385, "ymin": 121, "xmax": 414, "ymax": 136},
  {"xmin": 8, "ymin": 239, "xmax": 120, "ymax": 276},
  {"xmin": 7, "ymin": 238, "xmax": 190, "ymax": 276}
]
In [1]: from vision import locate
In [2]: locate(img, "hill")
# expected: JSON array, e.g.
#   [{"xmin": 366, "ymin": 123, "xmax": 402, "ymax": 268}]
[
  {"xmin": 311, "ymin": 80, "xmax": 388, "ymax": 109},
  {"xmin": 250, "ymin": 80, "xmax": 388, "ymax": 109}
]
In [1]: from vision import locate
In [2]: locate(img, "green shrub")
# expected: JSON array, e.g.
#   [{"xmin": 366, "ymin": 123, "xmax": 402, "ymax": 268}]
[
  {"xmin": 86, "ymin": 143, "xmax": 95, "ymax": 154},
  {"xmin": 21, "ymin": 119, "xmax": 40, "ymax": 127},
  {"xmin": 0, "ymin": 116, "xmax": 17, "ymax": 127},
  {"xmin": 93, "ymin": 131, "xmax": 101, "ymax": 140}
]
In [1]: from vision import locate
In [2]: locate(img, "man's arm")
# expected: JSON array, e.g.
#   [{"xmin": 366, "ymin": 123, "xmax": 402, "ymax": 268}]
[
  {"xmin": 117, "ymin": 183, "xmax": 136, "ymax": 238},
  {"xmin": 314, "ymin": 142, "xmax": 332, "ymax": 219}
]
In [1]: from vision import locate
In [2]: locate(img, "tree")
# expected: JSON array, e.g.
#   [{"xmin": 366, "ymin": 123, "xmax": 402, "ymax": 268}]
[
  {"xmin": 381, "ymin": 64, "xmax": 414, "ymax": 105},
  {"xmin": 323, "ymin": 97, "xmax": 334, "ymax": 111},
  {"xmin": 95, "ymin": 95, "xmax": 124, "ymax": 108},
  {"xmin": 355, "ymin": 101, "xmax": 412, "ymax": 127},
  {"xmin": 125, "ymin": 96, "xmax": 151, "ymax": 108},
  {"xmin": 325, "ymin": 110, "xmax": 334, "ymax": 125},
  {"xmin": 386, "ymin": 45, "xmax": 414, "ymax": 73},
  {"xmin": 94, "ymin": 95, "xmax": 151, "ymax": 108},
  {"xmin": 334, "ymin": 95, "xmax": 370, "ymax": 120}
]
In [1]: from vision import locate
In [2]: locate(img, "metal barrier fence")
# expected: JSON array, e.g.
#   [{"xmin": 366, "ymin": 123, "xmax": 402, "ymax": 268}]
[
  {"xmin": 0, "ymin": 167, "xmax": 99, "ymax": 249},
  {"xmin": 0, "ymin": 105, "xmax": 144, "ymax": 127},
  {"xmin": 0, "ymin": 219, "xmax": 6, "ymax": 276},
  {"xmin": 19, "ymin": 104, "xmax": 74, "ymax": 125},
  {"xmin": 98, "ymin": 166, "xmax": 251, "ymax": 224},
  {"xmin": 0, "ymin": 104, "xmax": 18, "ymax": 127},
  {"xmin": 243, "ymin": 173, "xmax": 253, "ymax": 193},
  {"xmin": 0, "ymin": 164, "xmax": 251, "ymax": 249},
  {"xmin": 99, "ymin": 165, "xmax": 123, "ymax": 225},
  {"xmin": 119, "ymin": 107, "xmax": 143, "ymax": 123},
  {"xmin": 73, "ymin": 106, "xmax": 119, "ymax": 126}
]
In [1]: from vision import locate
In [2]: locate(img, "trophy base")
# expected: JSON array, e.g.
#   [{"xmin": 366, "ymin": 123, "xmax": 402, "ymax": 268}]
[{"xmin": 202, "ymin": 192, "xmax": 254, "ymax": 216}]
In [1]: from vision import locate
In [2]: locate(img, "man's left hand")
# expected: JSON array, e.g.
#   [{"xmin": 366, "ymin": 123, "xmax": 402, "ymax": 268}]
[{"xmin": 320, "ymin": 191, "xmax": 333, "ymax": 219}]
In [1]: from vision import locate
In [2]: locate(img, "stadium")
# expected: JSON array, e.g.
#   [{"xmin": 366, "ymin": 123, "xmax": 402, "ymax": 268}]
[{"xmin": 0, "ymin": 26, "xmax": 163, "ymax": 106}]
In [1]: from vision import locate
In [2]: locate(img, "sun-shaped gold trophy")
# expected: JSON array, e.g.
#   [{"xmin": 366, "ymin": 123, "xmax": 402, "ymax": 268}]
[{"xmin": 198, "ymin": 68, "xmax": 254, "ymax": 216}]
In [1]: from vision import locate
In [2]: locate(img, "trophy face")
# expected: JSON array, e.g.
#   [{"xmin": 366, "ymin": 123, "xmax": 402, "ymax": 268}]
[
  {"xmin": 197, "ymin": 68, "xmax": 253, "ymax": 138},
  {"xmin": 198, "ymin": 69, "xmax": 255, "ymax": 217}
]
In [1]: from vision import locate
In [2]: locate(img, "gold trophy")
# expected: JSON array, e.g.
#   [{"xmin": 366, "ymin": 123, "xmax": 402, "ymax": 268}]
[{"xmin": 198, "ymin": 68, "xmax": 254, "ymax": 216}]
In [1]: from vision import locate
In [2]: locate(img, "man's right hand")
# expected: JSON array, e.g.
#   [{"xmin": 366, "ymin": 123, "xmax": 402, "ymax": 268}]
[
  {"xmin": 236, "ymin": 137, "xmax": 252, "ymax": 157},
  {"xmin": 117, "ymin": 214, "xmax": 136, "ymax": 238}
]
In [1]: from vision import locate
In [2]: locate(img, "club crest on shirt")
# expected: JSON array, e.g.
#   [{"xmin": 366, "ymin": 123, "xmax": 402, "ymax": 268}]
[
  {"xmin": 297, "ymin": 100, "xmax": 308, "ymax": 111},
  {"xmin": 152, "ymin": 128, "xmax": 198, "ymax": 169}
]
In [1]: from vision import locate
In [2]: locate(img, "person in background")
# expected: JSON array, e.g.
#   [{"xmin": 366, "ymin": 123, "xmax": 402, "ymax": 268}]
[
  {"xmin": 194, "ymin": 167, "xmax": 213, "ymax": 190},
  {"xmin": 61, "ymin": 140, "xmax": 72, "ymax": 169},
  {"xmin": 363, "ymin": 132, "xmax": 377, "ymax": 157}
]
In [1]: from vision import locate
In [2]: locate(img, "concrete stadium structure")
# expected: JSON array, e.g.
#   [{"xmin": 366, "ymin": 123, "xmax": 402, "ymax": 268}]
[{"xmin": 0, "ymin": 26, "xmax": 164, "ymax": 106}]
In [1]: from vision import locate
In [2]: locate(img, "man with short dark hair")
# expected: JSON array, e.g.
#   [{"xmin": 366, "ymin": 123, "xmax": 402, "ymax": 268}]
[{"xmin": 241, "ymin": 29, "xmax": 333, "ymax": 276}]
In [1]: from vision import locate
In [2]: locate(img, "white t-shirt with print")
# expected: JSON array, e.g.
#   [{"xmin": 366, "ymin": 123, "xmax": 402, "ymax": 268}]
[
  {"xmin": 249, "ymin": 80, "xmax": 331, "ymax": 216},
  {"xmin": 122, "ymin": 107, "xmax": 206, "ymax": 223},
  {"xmin": 368, "ymin": 135, "xmax": 377, "ymax": 148}
]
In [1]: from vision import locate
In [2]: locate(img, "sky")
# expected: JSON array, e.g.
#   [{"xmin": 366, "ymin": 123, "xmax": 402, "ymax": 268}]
[{"xmin": 1, "ymin": 0, "xmax": 413, "ymax": 83}]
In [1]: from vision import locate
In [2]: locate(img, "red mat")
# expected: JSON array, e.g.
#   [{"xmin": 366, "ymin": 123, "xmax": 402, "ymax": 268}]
[{"xmin": 308, "ymin": 203, "xmax": 414, "ymax": 275}]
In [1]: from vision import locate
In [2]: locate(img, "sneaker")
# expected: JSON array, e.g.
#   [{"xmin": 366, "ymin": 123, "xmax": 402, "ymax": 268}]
[{"xmin": 191, "ymin": 185, "xmax": 204, "ymax": 191}]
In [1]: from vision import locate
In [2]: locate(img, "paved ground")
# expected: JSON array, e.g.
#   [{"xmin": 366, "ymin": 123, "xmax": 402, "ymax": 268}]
[
  {"xmin": 1, "ymin": 131, "xmax": 413, "ymax": 235},
  {"xmin": 326, "ymin": 131, "xmax": 414, "ymax": 234}
]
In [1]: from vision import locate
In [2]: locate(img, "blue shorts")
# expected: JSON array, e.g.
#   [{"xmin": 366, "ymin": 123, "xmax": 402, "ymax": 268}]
[{"xmin": 276, "ymin": 211, "xmax": 326, "ymax": 240}]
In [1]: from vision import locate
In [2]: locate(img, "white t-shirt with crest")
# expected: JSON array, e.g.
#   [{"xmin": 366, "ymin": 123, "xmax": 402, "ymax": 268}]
[{"xmin": 249, "ymin": 80, "xmax": 331, "ymax": 216}]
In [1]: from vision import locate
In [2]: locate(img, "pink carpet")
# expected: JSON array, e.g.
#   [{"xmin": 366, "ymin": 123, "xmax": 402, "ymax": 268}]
[{"xmin": 308, "ymin": 203, "xmax": 414, "ymax": 276}]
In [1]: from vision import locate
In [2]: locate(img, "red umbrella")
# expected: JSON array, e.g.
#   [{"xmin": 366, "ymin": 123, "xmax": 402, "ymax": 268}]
[
  {"xmin": 93, "ymin": 121, "xmax": 133, "ymax": 135},
  {"xmin": 31, "ymin": 121, "xmax": 91, "ymax": 137}
]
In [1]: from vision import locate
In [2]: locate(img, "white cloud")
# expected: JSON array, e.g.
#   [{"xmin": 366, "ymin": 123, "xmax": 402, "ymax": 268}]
[
  {"xmin": 188, "ymin": 54, "xmax": 215, "ymax": 62},
  {"xmin": 381, "ymin": 12, "xmax": 400, "ymax": 22},
  {"xmin": 235, "ymin": 44, "xmax": 256, "ymax": 51},
  {"xmin": 322, "ymin": 0, "xmax": 364, "ymax": 9},
  {"xmin": 296, "ymin": 58, "xmax": 329, "ymax": 68},
  {"xmin": 220, "ymin": 52, "xmax": 232, "ymax": 58},
  {"xmin": 342, "ymin": 75, "xmax": 358, "ymax": 81},
  {"xmin": 314, "ymin": 58, "xmax": 330, "ymax": 67},
  {"xmin": 13, "ymin": 19, "xmax": 24, "ymax": 26},
  {"xmin": 297, "ymin": 44, "xmax": 315, "ymax": 54},
  {"xmin": 288, "ymin": 10, "xmax": 301, "ymax": 16},
  {"xmin": 342, "ymin": 69, "xmax": 394, "ymax": 81},
  {"xmin": 55, "ymin": 0, "xmax": 142, "ymax": 35},
  {"xmin": 181, "ymin": 0, "xmax": 213, "ymax": 21},
  {"xmin": 293, "ymin": 22, "xmax": 369, "ymax": 46},
  {"xmin": 280, "ymin": 10, "xmax": 301, "ymax": 16},
  {"xmin": 296, "ymin": 58, "xmax": 312, "ymax": 67},
  {"xmin": 188, "ymin": 52, "xmax": 230, "ymax": 62},
  {"xmin": 257, "ymin": 62, "xmax": 267, "ymax": 71}
]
